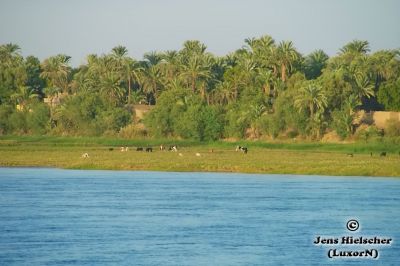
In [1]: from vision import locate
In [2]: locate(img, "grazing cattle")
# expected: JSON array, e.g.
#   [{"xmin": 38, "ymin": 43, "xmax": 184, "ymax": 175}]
[
  {"xmin": 146, "ymin": 147, "xmax": 153, "ymax": 152},
  {"xmin": 169, "ymin": 145, "xmax": 178, "ymax": 152},
  {"xmin": 160, "ymin": 145, "xmax": 165, "ymax": 151},
  {"xmin": 81, "ymin": 153, "xmax": 89, "ymax": 158},
  {"xmin": 195, "ymin": 153, "xmax": 201, "ymax": 157},
  {"xmin": 108, "ymin": 147, "xmax": 114, "ymax": 151},
  {"xmin": 136, "ymin": 147, "xmax": 144, "ymax": 151},
  {"xmin": 347, "ymin": 153, "xmax": 354, "ymax": 157},
  {"xmin": 209, "ymin": 149, "xmax": 214, "ymax": 153},
  {"xmin": 380, "ymin": 152, "xmax": 387, "ymax": 157},
  {"xmin": 236, "ymin": 146, "xmax": 248, "ymax": 154},
  {"xmin": 178, "ymin": 153, "xmax": 183, "ymax": 157},
  {"xmin": 120, "ymin": 147, "xmax": 129, "ymax": 152}
]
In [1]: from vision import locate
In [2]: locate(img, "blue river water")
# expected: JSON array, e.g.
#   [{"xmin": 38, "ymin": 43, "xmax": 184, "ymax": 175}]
[{"xmin": 0, "ymin": 168, "xmax": 399, "ymax": 266}]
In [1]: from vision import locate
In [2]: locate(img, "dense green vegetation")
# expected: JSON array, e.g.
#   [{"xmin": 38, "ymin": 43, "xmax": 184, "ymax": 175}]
[{"xmin": 1, "ymin": 37, "xmax": 399, "ymax": 141}]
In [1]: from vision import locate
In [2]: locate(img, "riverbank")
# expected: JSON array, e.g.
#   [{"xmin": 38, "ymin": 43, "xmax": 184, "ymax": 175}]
[{"xmin": 0, "ymin": 136, "xmax": 399, "ymax": 177}]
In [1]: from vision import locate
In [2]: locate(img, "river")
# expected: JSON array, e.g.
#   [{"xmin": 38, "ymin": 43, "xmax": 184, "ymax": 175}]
[{"xmin": 0, "ymin": 168, "xmax": 399, "ymax": 265}]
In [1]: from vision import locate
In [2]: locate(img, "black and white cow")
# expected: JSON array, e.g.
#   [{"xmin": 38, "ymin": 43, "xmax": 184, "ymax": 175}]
[
  {"xmin": 169, "ymin": 145, "xmax": 178, "ymax": 152},
  {"xmin": 236, "ymin": 146, "xmax": 248, "ymax": 154}
]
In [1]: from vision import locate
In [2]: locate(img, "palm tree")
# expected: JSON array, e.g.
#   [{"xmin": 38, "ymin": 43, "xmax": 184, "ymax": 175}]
[
  {"xmin": 111, "ymin": 46, "xmax": 128, "ymax": 76},
  {"xmin": 370, "ymin": 50, "xmax": 398, "ymax": 82},
  {"xmin": 181, "ymin": 40, "xmax": 207, "ymax": 57},
  {"xmin": 143, "ymin": 51, "xmax": 163, "ymax": 67},
  {"xmin": 164, "ymin": 77, "xmax": 184, "ymax": 91},
  {"xmin": 353, "ymin": 73, "xmax": 374, "ymax": 104},
  {"xmin": 236, "ymin": 57, "xmax": 256, "ymax": 86},
  {"xmin": 139, "ymin": 65, "xmax": 163, "ymax": 103},
  {"xmin": 99, "ymin": 72, "xmax": 124, "ymax": 106},
  {"xmin": 248, "ymin": 103, "xmax": 267, "ymax": 138},
  {"xmin": 10, "ymin": 86, "xmax": 39, "ymax": 110},
  {"xmin": 340, "ymin": 40, "xmax": 370, "ymax": 55},
  {"xmin": 245, "ymin": 35, "xmax": 276, "ymax": 69},
  {"xmin": 256, "ymin": 69, "xmax": 274, "ymax": 95},
  {"xmin": 294, "ymin": 82, "xmax": 327, "ymax": 118},
  {"xmin": 244, "ymin": 37, "xmax": 257, "ymax": 51},
  {"xmin": 304, "ymin": 50, "xmax": 329, "ymax": 79},
  {"xmin": 111, "ymin": 45, "xmax": 128, "ymax": 59},
  {"xmin": 110, "ymin": 46, "xmax": 141, "ymax": 104},
  {"xmin": 160, "ymin": 50, "xmax": 180, "ymax": 81},
  {"xmin": 179, "ymin": 56, "xmax": 211, "ymax": 93},
  {"xmin": 276, "ymin": 41, "xmax": 300, "ymax": 82},
  {"xmin": 0, "ymin": 43, "xmax": 21, "ymax": 65},
  {"xmin": 40, "ymin": 54, "xmax": 71, "ymax": 95},
  {"xmin": 118, "ymin": 57, "xmax": 143, "ymax": 105},
  {"xmin": 212, "ymin": 82, "xmax": 235, "ymax": 105},
  {"xmin": 244, "ymin": 35, "xmax": 275, "ymax": 54}
]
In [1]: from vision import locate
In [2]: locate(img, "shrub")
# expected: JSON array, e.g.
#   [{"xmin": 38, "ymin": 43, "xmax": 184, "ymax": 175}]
[
  {"xmin": 8, "ymin": 111, "xmax": 28, "ymax": 134},
  {"xmin": 385, "ymin": 118, "xmax": 400, "ymax": 137},
  {"xmin": 354, "ymin": 126, "xmax": 382, "ymax": 143},
  {"xmin": 0, "ymin": 104, "xmax": 14, "ymax": 134},
  {"xmin": 27, "ymin": 103, "xmax": 50, "ymax": 135},
  {"xmin": 118, "ymin": 124, "xmax": 148, "ymax": 138}
]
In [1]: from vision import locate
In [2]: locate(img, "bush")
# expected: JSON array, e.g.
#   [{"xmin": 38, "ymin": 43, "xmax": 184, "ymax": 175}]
[
  {"xmin": 144, "ymin": 88, "xmax": 189, "ymax": 137},
  {"xmin": 8, "ymin": 111, "xmax": 28, "ymax": 134},
  {"xmin": 287, "ymin": 129, "xmax": 299, "ymax": 139},
  {"xmin": 224, "ymin": 104, "xmax": 250, "ymax": 139},
  {"xmin": 385, "ymin": 118, "xmax": 400, "ymax": 137},
  {"xmin": 97, "ymin": 107, "xmax": 132, "ymax": 133},
  {"xmin": 331, "ymin": 109, "xmax": 353, "ymax": 140},
  {"xmin": 27, "ymin": 103, "xmax": 50, "ymax": 134},
  {"xmin": 377, "ymin": 78, "xmax": 400, "ymax": 111},
  {"xmin": 259, "ymin": 114, "xmax": 284, "ymax": 139},
  {"xmin": 0, "ymin": 104, "xmax": 14, "ymax": 134},
  {"xmin": 354, "ymin": 125, "xmax": 382, "ymax": 143},
  {"xmin": 175, "ymin": 104, "xmax": 223, "ymax": 141},
  {"xmin": 118, "ymin": 124, "xmax": 148, "ymax": 138}
]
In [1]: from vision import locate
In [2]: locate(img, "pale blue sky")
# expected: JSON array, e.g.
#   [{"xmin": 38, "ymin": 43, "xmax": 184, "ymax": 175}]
[{"xmin": 1, "ymin": 0, "xmax": 399, "ymax": 66}]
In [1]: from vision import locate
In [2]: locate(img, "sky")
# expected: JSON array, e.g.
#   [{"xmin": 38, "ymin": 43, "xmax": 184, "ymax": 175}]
[{"xmin": 1, "ymin": 0, "xmax": 399, "ymax": 66}]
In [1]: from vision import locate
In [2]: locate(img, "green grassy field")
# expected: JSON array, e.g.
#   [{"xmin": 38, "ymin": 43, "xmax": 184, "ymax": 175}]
[{"xmin": 0, "ymin": 136, "xmax": 399, "ymax": 177}]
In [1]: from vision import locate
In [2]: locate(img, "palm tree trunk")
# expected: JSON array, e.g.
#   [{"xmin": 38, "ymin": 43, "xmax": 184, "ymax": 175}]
[
  {"xmin": 281, "ymin": 64, "xmax": 286, "ymax": 82},
  {"xmin": 200, "ymin": 85, "xmax": 205, "ymax": 100},
  {"xmin": 273, "ymin": 65, "xmax": 278, "ymax": 77},
  {"xmin": 263, "ymin": 83, "xmax": 270, "ymax": 95},
  {"xmin": 310, "ymin": 103, "xmax": 314, "ymax": 118},
  {"xmin": 192, "ymin": 76, "xmax": 196, "ymax": 93},
  {"xmin": 128, "ymin": 77, "xmax": 131, "ymax": 104}
]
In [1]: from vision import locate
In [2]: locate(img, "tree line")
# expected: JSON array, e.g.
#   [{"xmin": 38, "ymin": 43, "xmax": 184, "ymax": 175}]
[{"xmin": 0, "ymin": 36, "xmax": 399, "ymax": 141}]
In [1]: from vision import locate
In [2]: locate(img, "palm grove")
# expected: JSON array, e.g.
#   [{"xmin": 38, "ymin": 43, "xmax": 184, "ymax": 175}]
[{"xmin": 1, "ymin": 36, "xmax": 400, "ymax": 141}]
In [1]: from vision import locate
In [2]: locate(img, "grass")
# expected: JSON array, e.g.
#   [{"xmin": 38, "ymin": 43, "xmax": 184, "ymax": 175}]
[{"xmin": 0, "ymin": 136, "xmax": 399, "ymax": 177}]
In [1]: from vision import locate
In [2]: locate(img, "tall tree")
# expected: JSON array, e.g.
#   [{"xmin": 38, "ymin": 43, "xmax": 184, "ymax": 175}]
[
  {"xmin": 10, "ymin": 86, "xmax": 39, "ymax": 110},
  {"xmin": 40, "ymin": 54, "xmax": 71, "ymax": 95},
  {"xmin": 353, "ymin": 73, "xmax": 374, "ymax": 104},
  {"xmin": 340, "ymin": 40, "xmax": 370, "ymax": 55},
  {"xmin": 179, "ymin": 56, "xmax": 211, "ymax": 93},
  {"xmin": 276, "ymin": 41, "xmax": 300, "ymax": 82},
  {"xmin": 99, "ymin": 72, "xmax": 124, "ymax": 106},
  {"xmin": 304, "ymin": 50, "xmax": 329, "ymax": 79},
  {"xmin": 139, "ymin": 65, "xmax": 163, "ymax": 104},
  {"xmin": 294, "ymin": 82, "xmax": 327, "ymax": 118}
]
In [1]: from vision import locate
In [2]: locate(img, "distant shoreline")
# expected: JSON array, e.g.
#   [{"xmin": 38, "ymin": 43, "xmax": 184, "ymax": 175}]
[
  {"xmin": 1, "ymin": 165, "xmax": 399, "ymax": 180},
  {"xmin": 1, "ymin": 136, "xmax": 399, "ymax": 177}
]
